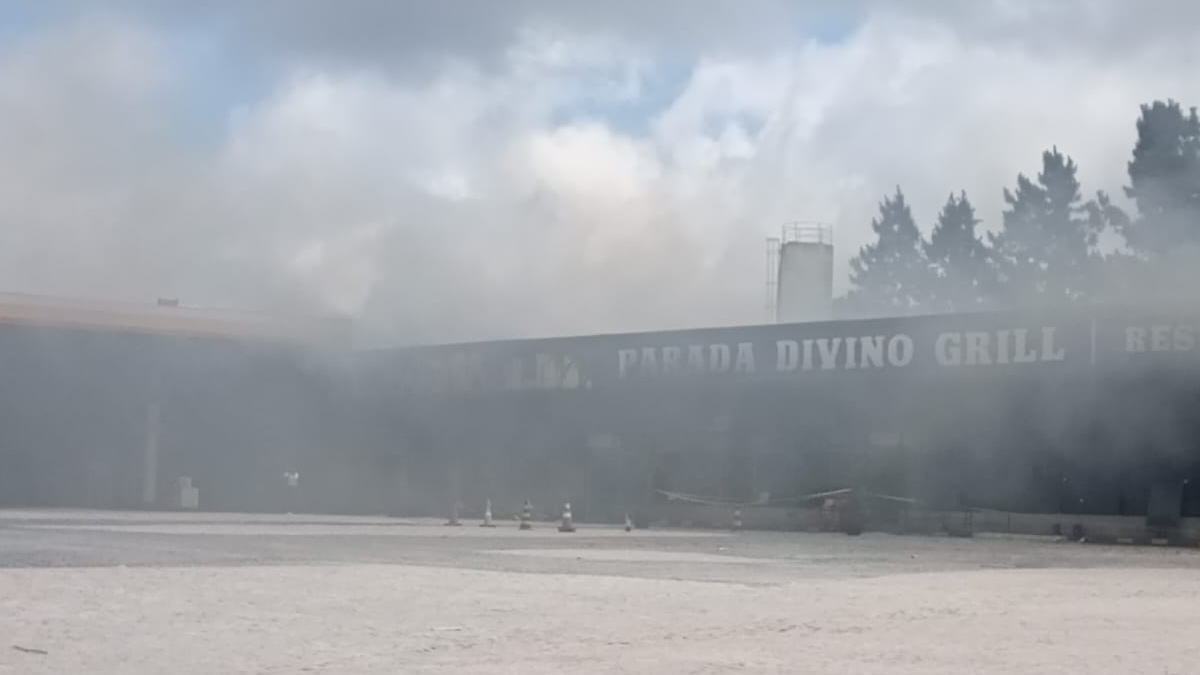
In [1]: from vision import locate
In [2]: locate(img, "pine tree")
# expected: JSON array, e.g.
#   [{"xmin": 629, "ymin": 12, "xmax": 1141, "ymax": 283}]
[
  {"xmin": 924, "ymin": 191, "xmax": 993, "ymax": 312},
  {"xmin": 1084, "ymin": 193, "xmax": 1136, "ymax": 303},
  {"xmin": 1121, "ymin": 100, "xmax": 1200, "ymax": 259},
  {"xmin": 988, "ymin": 147, "xmax": 1105, "ymax": 307},
  {"xmin": 845, "ymin": 187, "xmax": 930, "ymax": 316}
]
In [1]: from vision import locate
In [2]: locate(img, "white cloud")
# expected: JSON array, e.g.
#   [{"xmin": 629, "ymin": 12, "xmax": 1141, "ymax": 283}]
[{"xmin": 2, "ymin": 5, "xmax": 1199, "ymax": 345}]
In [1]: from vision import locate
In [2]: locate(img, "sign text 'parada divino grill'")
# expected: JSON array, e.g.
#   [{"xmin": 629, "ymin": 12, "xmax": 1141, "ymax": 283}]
[
  {"xmin": 616, "ymin": 327, "xmax": 1067, "ymax": 378},
  {"xmin": 412, "ymin": 317, "xmax": 1200, "ymax": 394}
]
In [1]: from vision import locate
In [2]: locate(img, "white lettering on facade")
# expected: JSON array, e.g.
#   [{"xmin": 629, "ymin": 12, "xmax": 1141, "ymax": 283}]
[
  {"xmin": 1151, "ymin": 324, "xmax": 1171, "ymax": 352},
  {"xmin": 709, "ymin": 344, "xmax": 731, "ymax": 372},
  {"xmin": 662, "ymin": 346, "xmax": 682, "ymax": 374},
  {"xmin": 733, "ymin": 342, "xmax": 756, "ymax": 373},
  {"xmin": 932, "ymin": 327, "xmax": 1063, "ymax": 367},
  {"xmin": 619, "ymin": 342, "xmax": 748, "ymax": 376},
  {"xmin": 1175, "ymin": 325, "xmax": 1196, "ymax": 351},
  {"xmin": 860, "ymin": 335, "xmax": 886, "ymax": 368},
  {"xmin": 1126, "ymin": 327, "xmax": 1146, "ymax": 353},
  {"xmin": 935, "ymin": 332, "xmax": 960, "ymax": 366},
  {"xmin": 618, "ymin": 325, "xmax": 1073, "ymax": 379},
  {"xmin": 887, "ymin": 334, "xmax": 914, "ymax": 367},
  {"xmin": 776, "ymin": 340, "xmax": 799, "ymax": 372},
  {"xmin": 639, "ymin": 347, "xmax": 659, "ymax": 375},
  {"xmin": 1125, "ymin": 324, "xmax": 1198, "ymax": 354},
  {"xmin": 995, "ymin": 329, "xmax": 1011, "ymax": 364},
  {"xmin": 816, "ymin": 338, "xmax": 841, "ymax": 370},
  {"xmin": 618, "ymin": 349, "xmax": 637, "ymax": 378},
  {"xmin": 965, "ymin": 332, "xmax": 991, "ymax": 365},
  {"xmin": 1041, "ymin": 327, "xmax": 1066, "ymax": 361},
  {"xmin": 1012, "ymin": 328, "xmax": 1038, "ymax": 363},
  {"xmin": 437, "ymin": 320, "xmax": 1200, "ymax": 392}
]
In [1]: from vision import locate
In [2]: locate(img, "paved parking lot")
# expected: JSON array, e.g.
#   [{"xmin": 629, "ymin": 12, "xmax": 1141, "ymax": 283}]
[{"xmin": 3, "ymin": 510, "xmax": 1199, "ymax": 674}]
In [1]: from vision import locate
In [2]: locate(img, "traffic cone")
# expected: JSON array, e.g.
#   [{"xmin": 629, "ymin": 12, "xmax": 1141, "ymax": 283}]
[
  {"xmin": 519, "ymin": 499, "xmax": 533, "ymax": 530},
  {"xmin": 480, "ymin": 499, "xmax": 496, "ymax": 528},
  {"xmin": 558, "ymin": 502, "xmax": 576, "ymax": 533},
  {"xmin": 732, "ymin": 506, "xmax": 743, "ymax": 532},
  {"xmin": 445, "ymin": 501, "xmax": 462, "ymax": 526},
  {"xmin": 624, "ymin": 513, "xmax": 633, "ymax": 532}
]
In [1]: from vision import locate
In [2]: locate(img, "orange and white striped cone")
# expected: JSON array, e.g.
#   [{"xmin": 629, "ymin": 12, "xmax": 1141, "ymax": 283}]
[
  {"xmin": 558, "ymin": 502, "xmax": 576, "ymax": 533},
  {"xmin": 624, "ymin": 513, "xmax": 633, "ymax": 532},
  {"xmin": 732, "ymin": 506, "xmax": 743, "ymax": 532},
  {"xmin": 519, "ymin": 500, "xmax": 533, "ymax": 530},
  {"xmin": 480, "ymin": 499, "xmax": 496, "ymax": 528}
]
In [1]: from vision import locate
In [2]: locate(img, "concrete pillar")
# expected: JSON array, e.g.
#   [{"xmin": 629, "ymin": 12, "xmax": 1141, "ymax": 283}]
[{"xmin": 142, "ymin": 401, "xmax": 160, "ymax": 506}]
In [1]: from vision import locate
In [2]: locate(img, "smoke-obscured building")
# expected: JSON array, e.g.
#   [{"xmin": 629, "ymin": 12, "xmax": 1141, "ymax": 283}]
[
  {"xmin": 354, "ymin": 305, "xmax": 1200, "ymax": 521},
  {"xmin": 1, "ymin": 292, "xmax": 1198, "ymax": 523},
  {"xmin": 0, "ymin": 293, "xmax": 350, "ymax": 511}
]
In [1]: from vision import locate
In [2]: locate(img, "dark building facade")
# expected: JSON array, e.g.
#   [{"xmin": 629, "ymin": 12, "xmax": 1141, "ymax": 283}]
[
  {"xmin": 1, "ymin": 302, "xmax": 1198, "ymax": 521},
  {"xmin": 0, "ymin": 322, "xmax": 347, "ymax": 511},
  {"xmin": 0, "ymin": 295, "xmax": 349, "ymax": 512},
  {"xmin": 354, "ymin": 306, "xmax": 1200, "ymax": 521}
]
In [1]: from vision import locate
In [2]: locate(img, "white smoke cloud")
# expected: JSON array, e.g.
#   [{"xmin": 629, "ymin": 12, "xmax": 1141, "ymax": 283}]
[{"xmin": 1, "ymin": 4, "xmax": 1199, "ymax": 345}]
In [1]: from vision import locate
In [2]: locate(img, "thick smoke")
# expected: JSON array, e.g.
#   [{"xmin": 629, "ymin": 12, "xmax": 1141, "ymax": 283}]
[
  {"xmin": 4, "ymin": 2, "xmax": 1200, "ymax": 522},
  {"xmin": 3, "ymin": 4, "xmax": 1200, "ymax": 347}
]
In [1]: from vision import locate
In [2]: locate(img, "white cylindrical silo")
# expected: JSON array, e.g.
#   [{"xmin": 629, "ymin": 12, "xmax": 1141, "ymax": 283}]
[{"xmin": 775, "ymin": 224, "xmax": 833, "ymax": 323}]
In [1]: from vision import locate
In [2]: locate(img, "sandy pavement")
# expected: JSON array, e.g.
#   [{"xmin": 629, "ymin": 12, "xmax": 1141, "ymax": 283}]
[{"xmin": 2, "ymin": 511, "xmax": 1198, "ymax": 674}]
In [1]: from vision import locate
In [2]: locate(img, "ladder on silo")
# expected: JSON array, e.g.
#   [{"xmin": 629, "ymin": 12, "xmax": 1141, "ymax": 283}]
[{"xmin": 765, "ymin": 236, "xmax": 780, "ymax": 323}]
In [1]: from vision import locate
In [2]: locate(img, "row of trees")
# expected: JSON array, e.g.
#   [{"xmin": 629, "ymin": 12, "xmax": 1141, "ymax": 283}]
[{"xmin": 841, "ymin": 99, "xmax": 1200, "ymax": 316}]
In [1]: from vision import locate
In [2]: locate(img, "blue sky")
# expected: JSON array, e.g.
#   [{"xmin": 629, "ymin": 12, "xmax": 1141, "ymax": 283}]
[
  {"xmin": 1, "ymin": 2, "xmax": 862, "ymax": 143},
  {"xmin": 550, "ymin": 10, "xmax": 859, "ymax": 135}
]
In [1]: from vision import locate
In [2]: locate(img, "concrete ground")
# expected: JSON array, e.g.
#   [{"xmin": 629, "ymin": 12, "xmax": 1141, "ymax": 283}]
[{"xmin": 2, "ymin": 509, "xmax": 1199, "ymax": 674}]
